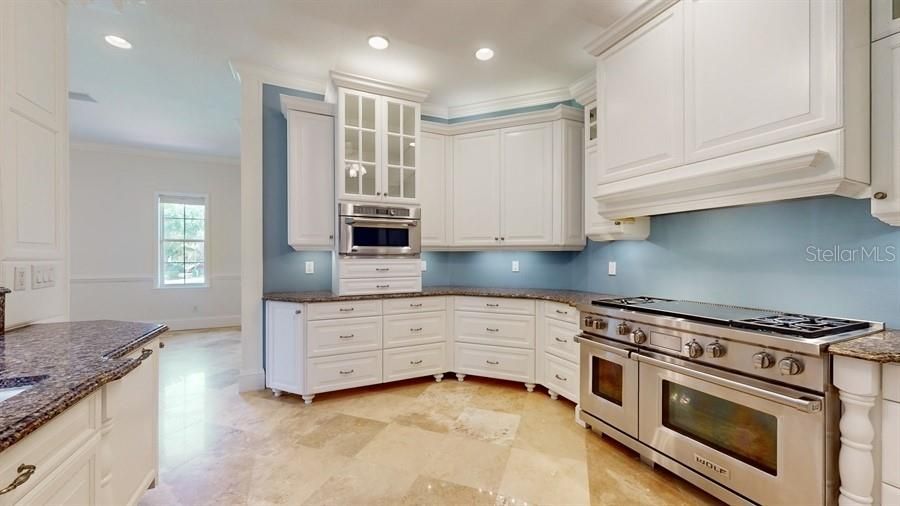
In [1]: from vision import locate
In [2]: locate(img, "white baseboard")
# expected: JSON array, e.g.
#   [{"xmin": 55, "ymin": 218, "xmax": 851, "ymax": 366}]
[
  {"xmin": 163, "ymin": 315, "xmax": 240, "ymax": 331},
  {"xmin": 238, "ymin": 369, "xmax": 266, "ymax": 392}
]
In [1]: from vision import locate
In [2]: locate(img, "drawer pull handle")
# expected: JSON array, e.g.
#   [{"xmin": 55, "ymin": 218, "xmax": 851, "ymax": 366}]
[
  {"xmin": 137, "ymin": 348, "xmax": 153, "ymax": 362},
  {"xmin": 0, "ymin": 464, "xmax": 36, "ymax": 495},
  {"xmin": 554, "ymin": 337, "xmax": 568, "ymax": 343},
  {"xmin": 376, "ymin": 284, "xmax": 390, "ymax": 289},
  {"xmin": 339, "ymin": 369, "xmax": 355, "ymax": 375},
  {"xmin": 339, "ymin": 308, "xmax": 355, "ymax": 312},
  {"xmin": 410, "ymin": 327, "xmax": 423, "ymax": 332},
  {"xmin": 485, "ymin": 303, "xmax": 500, "ymax": 308},
  {"xmin": 339, "ymin": 334, "xmax": 354, "ymax": 339},
  {"xmin": 485, "ymin": 327, "xmax": 499, "ymax": 332},
  {"xmin": 555, "ymin": 309, "xmax": 568, "ymax": 315},
  {"xmin": 486, "ymin": 360, "xmax": 500, "ymax": 365},
  {"xmin": 410, "ymin": 359, "xmax": 423, "ymax": 365},
  {"xmin": 554, "ymin": 374, "xmax": 568, "ymax": 382},
  {"xmin": 295, "ymin": 309, "xmax": 303, "ymax": 315},
  {"xmin": 409, "ymin": 303, "xmax": 423, "ymax": 308},
  {"xmin": 375, "ymin": 268, "xmax": 390, "ymax": 272}
]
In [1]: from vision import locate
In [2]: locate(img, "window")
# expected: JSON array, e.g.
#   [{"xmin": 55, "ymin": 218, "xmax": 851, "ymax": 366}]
[{"xmin": 158, "ymin": 194, "xmax": 208, "ymax": 287}]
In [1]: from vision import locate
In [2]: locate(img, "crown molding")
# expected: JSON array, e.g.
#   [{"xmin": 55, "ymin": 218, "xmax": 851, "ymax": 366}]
[
  {"xmin": 71, "ymin": 141, "xmax": 240, "ymax": 165},
  {"xmin": 569, "ymin": 72, "xmax": 596, "ymax": 106},
  {"xmin": 280, "ymin": 94, "xmax": 335, "ymax": 117},
  {"xmin": 422, "ymin": 104, "xmax": 583, "ymax": 136},
  {"xmin": 446, "ymin": 87, "xmax": 572, "ymax": 119},
  {"xmin": 584, "ymin": 0, "xmax": 680, "ymax": 56},
  {"xmin": 421, "ymin": 102, "xmax": 449, "ymax": 119},
  {"xmin": 228, "ymin": 59, "xmax": 327, "ymax": 95},
  {"xmin": 329, "ymin": 70, "xmax": 430, "ymax": 103}
]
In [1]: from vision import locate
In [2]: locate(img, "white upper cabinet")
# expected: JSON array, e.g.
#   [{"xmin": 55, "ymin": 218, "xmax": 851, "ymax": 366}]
[
  {"xmin": 873, "ymin": 0, "xmax": 900, "ymax": 41},
  {"xmin": 419, "ymin": 131, "xmax": 450, "ymax": 246},
  {"xmin": 452, "ymin": 130, "xmax": 502, "ymax": 246},
  {"xmin": 683, "ymin": 0, "xmax": 838, "ymax": 163},
  {"xmin": 872, "ymin": 32, "xmax": 900, "ymax": 226},
  {"xmin": 596, "ymin": 2, "xmax": 684, "ymax": 182},
  {"xmin": 336, "ymin": 87, "xmax": 421, "ymax": 204},
  {"xmin": 284, "ymin": 102, "xmax": 335, "ymax": 250},
  {"xmin": 500, "ymin": 123, "xmax": 554, "ymax": 246}
]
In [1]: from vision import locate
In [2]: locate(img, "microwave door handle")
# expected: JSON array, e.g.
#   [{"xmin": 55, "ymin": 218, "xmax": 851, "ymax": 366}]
[
  {"xmin": 634, "ymin": 353, "xmax": 823, "ymax": 414},
  {"xmin": 344, "ymin": 217, "xmax": 416, "ymax": 228}
]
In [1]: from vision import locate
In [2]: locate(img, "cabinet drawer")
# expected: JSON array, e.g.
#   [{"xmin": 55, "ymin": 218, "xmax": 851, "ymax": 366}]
[
  {"xmin": 543, "ymin": 318, "xmax": 579, "ymax": 363},
  {"xmin": 544, "ymin": 301, "xmax": 578, "ymax": 324},
  {"xmin": 543, "ymin": 353, "xmax": 579, "ymax": 403},
  {"xmin": 383, "ymin": 343, "xmax": 447, "ymax": 382},
  {"xmin": 454, "ymin": 343, "xmax": 534, "ymax": 383},
  {"xmin": 884, "ymin": 400, "xmax": 900, "ymax": 488},
  {"xmin": 0, "ymin": 392, "xmax": 99, "ymax": 506},
  {"xmin": 454, "ymin": 296, "xmax": 535, "ymax": 315},
  {"xmin": 885, "ymin": 364, "xmax": 900, "ymax": 402},
  {"xmin": 307, "ymin": 299, "xmax": 382, "ymax": 320},
  {"xmin": 337, "ymin": 277, "xmax": 422, "ymax": 296},
  {"xmin": 338, "ymin": 259, "xmax": 422, "ymax": 279},
  {"xmin": 307, "ymin": 351, "xmax": 382, "ymax": 394},
  {"xmin": 884, "ymin": 482, "xmax": 900, "ymax": 506},
  {"xmin": 455, "ymin": 311, "xmax": 535, "ymax": 349},
  {"xmin": 383, "ymin": 296, "xmax": 446, "ymax": 315},
  {"xmin": 308, "ymin": 316, "xmax": 382, "ymax": 357},
  {"xmin": 383, "ymin": 312, "xmax": 446, "ymax": 349}
]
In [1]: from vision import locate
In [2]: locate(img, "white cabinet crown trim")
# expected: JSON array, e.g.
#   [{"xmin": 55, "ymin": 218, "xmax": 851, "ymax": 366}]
[
  {"xmin": 584, "ymin": 0, "xmax": 680, "ymax": 56},
  {"xmin": 280, "ymin": 94, "xmax": 335, "ymax": 117},
  {"xmin": 330, "ymin": 70, "xmax": 429, "ymax": 103},
  {"xmin": 422, "ymin": 105, "xmax": 582, "ymax": 136}
]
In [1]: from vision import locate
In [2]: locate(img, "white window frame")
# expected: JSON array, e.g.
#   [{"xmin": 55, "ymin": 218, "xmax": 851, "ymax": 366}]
[{"xmin": 156, "ymin": 192, "xmax": 210, "ymax": 289}]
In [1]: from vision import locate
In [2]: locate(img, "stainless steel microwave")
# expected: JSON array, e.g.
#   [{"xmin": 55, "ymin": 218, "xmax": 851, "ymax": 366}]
[{"xmin": 337, "ymin": 203, "xmax": 421, "ymax": 257}]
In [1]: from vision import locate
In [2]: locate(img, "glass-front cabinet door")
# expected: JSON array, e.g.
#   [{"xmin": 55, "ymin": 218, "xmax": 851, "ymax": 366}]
[
  {"xmin": 384, "ymin": 98, "xmax": 418, "ymax": 200},
  {"xmin": 340, "ymin": 90, "xmax": 378, "ymax": 198},
  {"xmin": 585, "ymin": 102, "xmax": 598, "ymax": 144}
]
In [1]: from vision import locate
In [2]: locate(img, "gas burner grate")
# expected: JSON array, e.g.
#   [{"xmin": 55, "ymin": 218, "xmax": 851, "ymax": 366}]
[
  {"xmin": 731, "ymin": 314, "xmax": 870, "ymax": 339},
  {"xmin": 593, "ymin": 296, "xmax": 671, "ymax": 306}
]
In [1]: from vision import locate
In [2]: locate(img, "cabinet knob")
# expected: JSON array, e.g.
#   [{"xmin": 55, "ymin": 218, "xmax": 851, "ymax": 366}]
[{"xmin": 494, "ymin": 237, "xmax": 499, "ymax": 241}]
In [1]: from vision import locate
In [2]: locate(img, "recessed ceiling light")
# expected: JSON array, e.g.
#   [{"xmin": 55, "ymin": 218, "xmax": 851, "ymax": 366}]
[
  {"xmin": 475, "ymin": 48, "xmax": 494, "ymax": 61},
  {"xmin": 368, "ymin": 35, "xmax": 390, "ymax": 50},
  {"xmin": 104, "ymin": 35, "xmax": 132, "ymax": 49}
]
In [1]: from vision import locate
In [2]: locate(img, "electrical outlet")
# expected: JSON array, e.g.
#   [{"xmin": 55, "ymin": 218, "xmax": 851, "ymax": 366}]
[
  {"xmin": 13, "ymin": 267, "xmax": 26, "ymax": 291},
  {"xmin": 304, "ymin": 261, "xmax": 315, "ymax": 274},
  {"xmin": 421, "ymin": 260, "xmax": 427, "ymax": 272},
  {"xmin": 512, "ymin": 260, "xmax": 520, "ymax": 272},
  {"xmin": 608, "ymin": 261, "xmax": 617, "ymax": 276}
]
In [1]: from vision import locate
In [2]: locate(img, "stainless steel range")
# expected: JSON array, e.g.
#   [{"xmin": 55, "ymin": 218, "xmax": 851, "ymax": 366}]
[{"xmin": 575, "ymin": 296, "xmax": 883, "ymax": 506}]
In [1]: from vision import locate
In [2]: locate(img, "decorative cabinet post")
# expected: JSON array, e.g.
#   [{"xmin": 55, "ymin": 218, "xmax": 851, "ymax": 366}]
[{"xmin": 833, "ymin": 355, "xmax": 882, "ymax": 506}]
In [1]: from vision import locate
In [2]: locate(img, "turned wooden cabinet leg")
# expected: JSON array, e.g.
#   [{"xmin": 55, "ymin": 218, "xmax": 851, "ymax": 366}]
[
  {"xmin": 433, "ymin": 373, "xmax": 444, "ymax": 383},
  {"xmin": 456, "ymin": 373, "xmax": 466, "ymax": 382},
  {"xmin": 272, "ymin": 389, "xmax": 282, "ymax": 397},
  {"xmin": 524, "ymin": 383, "xmax": 535, "ymax": 393},
  {"xmin": 548, "ymin": 389, "xmax": 558, "ymax": 400},
  {"xmin": 302, "ymin": 394, "xmax": 315, "ymax": 405},
  {"xmin": 833, "ymin": 356, "xmax": 881, "ymax": 506}
]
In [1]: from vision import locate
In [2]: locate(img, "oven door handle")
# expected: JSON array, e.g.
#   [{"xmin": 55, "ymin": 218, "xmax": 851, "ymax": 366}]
[
  {"xmin": 344, "ymin": 217, "xmax": 418, "ymax": 228},
  {"xmin": 635, "ymin": 353, "xmax": 823, "ymax": 414},
  {"xmin": 575, "ymin": 334, "xmax": 635, "ymax": 359}
]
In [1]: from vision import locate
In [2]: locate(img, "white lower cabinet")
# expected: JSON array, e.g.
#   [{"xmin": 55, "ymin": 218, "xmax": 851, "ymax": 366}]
[
  {"xmin": 307, "ymin": 316, "xmax": 382, "ymax": 357},
  {"xmin": 455, "ymin": 342, "xmax": 534, "ymax": 384},
  {"xmin": 542, "ymin": 317, "xmax": 579, "ymax": 363},
  {"xmin": 543, "ymin": 353, "xmax": 579, "ymax": 403},
  {"xmin": 383, "ymin": 311, "xmax": 446, "ymax": 348},
  {"xmin": 537, "ymin": 302, "xmax": 581, "ymax": 403},
  {"xmin": 308, "ymin": 351, "xmax": 383, "ymax": 394},
  {"xmin": 454, "ymin": 311, "xmax": 535, "ymax": 349},
  {"xmin": 383, "ymin": 342, "xmax": 447, "ymax": 382},
  {"xmin": 884, "ymin": 483, "xmax": 900, "ymax": 506}
]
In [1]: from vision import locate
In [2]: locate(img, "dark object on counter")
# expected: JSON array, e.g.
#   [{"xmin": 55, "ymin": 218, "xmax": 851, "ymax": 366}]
[{"xmin": 0, "ymin": 287, "xmax": 9, "ymax": 335}]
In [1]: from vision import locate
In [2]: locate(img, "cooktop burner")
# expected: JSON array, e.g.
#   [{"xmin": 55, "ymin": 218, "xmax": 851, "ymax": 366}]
[{"xmin": 592, "ymin": 297, "xmax": 872, "ymax": 338}]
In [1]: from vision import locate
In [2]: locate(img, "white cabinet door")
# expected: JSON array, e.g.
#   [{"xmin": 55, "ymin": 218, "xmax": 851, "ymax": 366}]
[
  {"xmin": 338, "ymin": 88, "xmax": 380, "ymax": 200},
  {"xmin": 873, "ymin": 0, "xmax": 900, "ymax": 41},
  {"xmin": 420, "ymin": 131, "xmax": 448, "ymax": 246},
  {"xmin": 683, "ymin": 0, "xmax": 838, "ymax": 163},
  {"xmin": 500, "ymin": 122, "xmax": 554, "ymax": 246},
  {"xmin": 382, "ymin": 97, "xmax": 420, "ymax": 202},
  {"xmin": 452, "ymin": 130, "xmax": 501, "ymax": 246},
  {"xmin": 559, "ymin": 120, "xmax": 584, "ymax": 246},
  {"xmin": 873, "ymin": 32, "xmax": 900, "ymax": 226},
  {"xmin": 596, "ymin": 2, "xmax": 684, "ymax": 182},
  {"xmin": 287, "ymin": 110, "xmax": 334, "ymax": 250},
  {"xmin": 264, "ymin": 301, "xmax": 305, "ymax": 394}
]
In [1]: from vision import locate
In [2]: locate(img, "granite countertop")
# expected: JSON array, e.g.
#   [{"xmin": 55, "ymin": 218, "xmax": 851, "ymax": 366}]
[
  {"xmin": 264, "ymin": 286, "xmax": 615, "ymax": 310},
  {"xmin": 828, "ymin": 329, "xmax": 900, "ymax": 363},
  {"xmin": 0, "ymin": 320, "xmax": 167, "ymax": 453}
]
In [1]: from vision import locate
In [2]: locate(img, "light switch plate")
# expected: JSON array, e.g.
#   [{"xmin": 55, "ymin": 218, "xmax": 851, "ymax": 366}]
[
  {"xmin": 421, "ymin": 260, "xmax": 427, "ymax": 272},
  {"xmin": 512, "ymin": 260, "xmax": 520, "ymax": 272},
  {"xmin": 608, "ymin": 261, "xmax": 617, "ymax": 276},
  {"xmin": 304, "ymin": 261, "xmax": 315, "ymax": 274},
  {"xmin": 31, "ymin": 264, "xmax": 56, "ymax": 290}
]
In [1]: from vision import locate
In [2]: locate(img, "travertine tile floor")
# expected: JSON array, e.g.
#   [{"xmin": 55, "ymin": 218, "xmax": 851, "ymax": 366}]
[{"xmin": 141, "ymin": 328, "xmax": 721, "ymax": 506}]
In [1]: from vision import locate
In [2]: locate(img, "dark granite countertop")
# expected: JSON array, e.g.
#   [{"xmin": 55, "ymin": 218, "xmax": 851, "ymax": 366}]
[
  {"xmin": 828, "ymin": 330, "xmax": 900, "ymax": 363},
  {"xmin": 0, "ymin": 320, "xmax": 167, "ymax": 453},
  {"xmin": 264, "ymin": 286, "xmax": 616, "ymax": 310}
]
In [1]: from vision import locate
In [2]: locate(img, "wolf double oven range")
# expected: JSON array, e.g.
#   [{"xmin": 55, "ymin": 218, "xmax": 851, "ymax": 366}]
[{"xmin": 575, "ymin": 297, "xmax": 883, "ymax": 506}]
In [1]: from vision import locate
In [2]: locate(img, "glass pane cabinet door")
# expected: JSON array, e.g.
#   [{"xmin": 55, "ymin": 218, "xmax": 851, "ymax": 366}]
[
  {"xmin": 588, "ymin": 106, "xmax": 598, "ymax": 141},
  {"xmin": 343, "ymin": 92, "xmax": 377, "ymax": 197},
  {"xmin": 385, "ymin": 100, "xmax": 416, "ymax": 199}
]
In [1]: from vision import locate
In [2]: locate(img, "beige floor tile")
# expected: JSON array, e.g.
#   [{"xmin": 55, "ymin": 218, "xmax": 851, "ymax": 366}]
[
  {"xmin": 499, "ymin": 447, "xmax": 590, "ymax": 505},
  {"xmin": 355, "ymin": 423, "xmax": 448, "ymax": 474},
  {"xmin": 293, "ymin": 411, "xmax": 388, "ymax": 457},
  {"xmin": 451, "ymin": 406, "xmax": 521, "ymax": 445},
  {"xmin": 421, "ymin": 433, "xmax": 512, "ymax": 491},
  {"xmin": 514, "ymin": 400, "xmax": 588, "ymax": 461},
  {"xmin": 468, "ymin": 377, "xmax": 530, "ymax": 414},
  {"xmin": 399, "ymin": 475, "xmax": 510, "ymax": 506},
  {"xmin": 393, "ymin": 380, "xmax": 477, "ymax": 433},
  {"xmin": 302, "ymin": 458, "xmax": 418, "ymax": 506},
  {"xmin": 313, "ymin": 390, "xmax": 419, "ymax": 423},
  {"xmin": 247, "ymin": 442, "xmax": 350, "ymax": 505}
]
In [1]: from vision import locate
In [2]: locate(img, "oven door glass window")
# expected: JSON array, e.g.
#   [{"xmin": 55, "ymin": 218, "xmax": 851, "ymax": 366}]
[
  {"xmin": 662, "ymin": 381, "xmax": 778, "ymax": 475},
  {"xmin": 591, "ymin": 356, "xmax": 623, "ymax": 406},
  {"xmin": 352, "ymin": 226, "xmax": 410, "ymax": 248}
]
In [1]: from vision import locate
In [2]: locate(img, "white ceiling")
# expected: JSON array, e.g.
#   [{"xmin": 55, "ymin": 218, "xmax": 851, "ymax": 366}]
[{"xmin": 68, "ymin": 0, "xmax": 641, "ymax": 158}]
